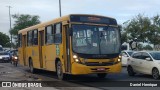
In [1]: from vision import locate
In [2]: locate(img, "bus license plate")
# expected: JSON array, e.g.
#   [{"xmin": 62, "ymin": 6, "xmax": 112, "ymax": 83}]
[{"xmin": 97, "ymin": 68, "xmax": 105, "ymax": 71}]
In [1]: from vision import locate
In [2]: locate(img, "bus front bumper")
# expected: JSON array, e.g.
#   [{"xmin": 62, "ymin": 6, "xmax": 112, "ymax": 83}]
[{"xmin": 71, "ymin": 62, "xmax": 122, "ymax": 75}]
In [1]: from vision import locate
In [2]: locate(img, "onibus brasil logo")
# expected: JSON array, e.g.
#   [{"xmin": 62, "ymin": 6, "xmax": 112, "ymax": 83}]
[{"xmin": 1, "ymin": 82, "xmax": 42, "ymax": 87}]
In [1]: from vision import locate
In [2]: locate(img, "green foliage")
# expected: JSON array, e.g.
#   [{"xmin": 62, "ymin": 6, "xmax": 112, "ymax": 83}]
[
  {"xmin": 0, "ymin": 32, "xmax": 10, "ymax": 47},
  {"xmin": 119, "ymin": 24, "xmax": 127, "ymax": 44},
  {"xmin": 122, "ymin": 14, "xmax": 160, "ymax": 46},
  {"xmin": 143, "ymin": 45, "xmax": 153, "ymax": 50},
  {"xmin": 10, "ymin": 14, "xmax": 40, "ymax": 36},
  {"xmin": 137, "ymin": 44, "xmax": 143, "ymax": 50},
  {"xmin": 123, "ymin": 14, "xmax": 151, "ymax": 42},
  {"xmin": 147, "ymin": 15, "xmax": 160, "ymax": 46}
]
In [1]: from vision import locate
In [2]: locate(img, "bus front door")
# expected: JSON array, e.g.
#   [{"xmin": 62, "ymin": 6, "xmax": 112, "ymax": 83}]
[{"xmin": 63, "ymin": 25, "xmax": 71, "ymax": 73}]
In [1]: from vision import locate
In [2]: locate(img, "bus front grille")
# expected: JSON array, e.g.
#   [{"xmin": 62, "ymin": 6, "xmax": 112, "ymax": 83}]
[{"xmin": 85, "ymin": 62, "xmax": 114, "ymax": 66}]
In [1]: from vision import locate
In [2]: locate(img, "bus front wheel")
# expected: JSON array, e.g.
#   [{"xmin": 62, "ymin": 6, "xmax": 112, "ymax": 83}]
[
  {"xmin": 56, "ymin": 61, "xmax": 65, "ymax": 80},
  {"xmin": 97, "ymin": 73, "xmax": 107, "ymax": 78}
]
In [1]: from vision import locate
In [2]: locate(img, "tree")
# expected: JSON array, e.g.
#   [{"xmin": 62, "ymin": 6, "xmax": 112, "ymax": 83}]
[
  {"xmin": 0, "ymin": 32, "xmax": 10, "ymax": 47},
  {"xmin": 143, "ymin": 45, "xmax": 153, "ymax": 50},
  {"xmin": 137, "ymin": 43, "xmax": 143, "ymax": 50},
  {"xmin": 10, "ymin": 14, "xmax": 40, "ymax": 36},
  {"xmin": 9, "ymin": 14, "xmax": 40, "ymax": 47},
  {"xmin": 147, "ymin": 15, "xmax": 160, "ymax": 46},
  {"xmin": 123, "ymin": 14, "xmax": 151, "ymax": 43}
]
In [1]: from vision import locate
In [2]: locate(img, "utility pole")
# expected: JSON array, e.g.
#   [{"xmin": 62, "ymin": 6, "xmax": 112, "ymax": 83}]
[
  {"xmin": 59, "ymin": 0, "xmax": 62, "ymax": 17},
  {"xmin": 7, "ymin": 6, "xmax": 12, "ymax": 50}
]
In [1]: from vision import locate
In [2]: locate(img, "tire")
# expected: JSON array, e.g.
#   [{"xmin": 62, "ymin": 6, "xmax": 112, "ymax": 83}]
[
  {"xmin": 97, "ymin": 73, "xmax": 107, "ymax": 78},
  {"xmin": 127, "ymin": 66, "xmax": 135, "ymax": 76},
  {"xmin": 152, "ymin": 68, "xmax": 160, "ymax": 80},
  {"xmin": 13, "ymin": 62, "xmax": 16, "ymax": 66},
  {"xmin": 56, "ymin": 61, "xmax": 66, "ymax": 80},
  {"xmin": 29, "ymin": 59, "xmax": 35, "ymax": 73},
  {"xmin": 11, "ymin": 61, "xmax": 13, "ymax": 64},
  {"xmin": 14, "ymin": 61, "xmax": 18, "ymax": 67}
]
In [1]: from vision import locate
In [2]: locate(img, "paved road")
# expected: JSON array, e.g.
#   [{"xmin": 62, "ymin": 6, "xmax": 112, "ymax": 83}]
[{"xmin": 0, "ymin": 63, "xmax": 159, "ymax": 90}]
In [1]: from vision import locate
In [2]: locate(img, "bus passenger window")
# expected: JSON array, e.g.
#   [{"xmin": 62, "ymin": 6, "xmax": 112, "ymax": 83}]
[
  {"xmin": 45, "ymin": 25, "xmax": 54, "ymax": 44},
  {"xmin": 54, "ymin": 23, "xmax": 62, "ymax": 44},
  {"xmin": 27, "ymin": 31, "xmax": 33, "ymax": 46},
  {"xmin": 33, "ymin": 30, "xmax": 38, "ymax": 45},
  {"xmin": 18, "ymin": 34, "xmax": 22, "ymax": 47}
]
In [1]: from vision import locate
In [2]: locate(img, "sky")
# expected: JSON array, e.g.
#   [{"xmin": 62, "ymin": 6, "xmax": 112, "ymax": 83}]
[{"xmin": 0, "ymin": 0, "xmax": 160, "ymax": 35}]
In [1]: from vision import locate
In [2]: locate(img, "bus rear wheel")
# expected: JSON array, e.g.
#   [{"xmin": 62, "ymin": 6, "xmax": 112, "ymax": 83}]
[
  {"xmin": 56, "ymin": 61, "xmax": 66, "ymax": 80},
  {"xmin": 97, "ymin": 73, "xmax": 107, "ymax": 78},
  {"xmin": 29, "ymin": 59, "xmax": 35, "ymax": 73}
]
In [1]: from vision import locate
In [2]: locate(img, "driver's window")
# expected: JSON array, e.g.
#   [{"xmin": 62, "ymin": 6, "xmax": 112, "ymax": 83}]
[
  {"xmin": 73, "ymin": 28, "xmax": 94, "ymax": 47},
  {"xmin": 142, "ymin": 52, "xmax": 150, "ymax": 60},
  {"xmin": 75, "ymin": 30, "xmax": 87, "ymax": 46}
]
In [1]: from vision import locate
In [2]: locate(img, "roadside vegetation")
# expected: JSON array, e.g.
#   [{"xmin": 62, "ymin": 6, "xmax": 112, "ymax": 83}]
[{"xmin": 1, "ymin": 13, "xmax": 160, "ymax": 50}]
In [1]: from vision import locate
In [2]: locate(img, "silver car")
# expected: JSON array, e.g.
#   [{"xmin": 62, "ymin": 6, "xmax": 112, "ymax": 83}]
[
  {"xmin": 121, "ymin": 50, "xmax": 134, "ymax": 66},
  {"xmin": 0, "ymin": 52, "xmax": 10, "ymax": 62},
  {"xmin": 127, "ymin": 51, "xmax": 160, "ymax": 79}
]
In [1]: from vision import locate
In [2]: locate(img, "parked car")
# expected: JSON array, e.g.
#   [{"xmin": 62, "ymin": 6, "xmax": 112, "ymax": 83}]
[
  {"xmin": 0, "ymin": 51, "xmax": 11, "ymax": 62},
  {"xmin": 127, "ymin": 51, "xmax": 160, "ymax": 79},
  {"xmin": 121, "ymin": 50, "xmax": 134, "ymax": 66}
]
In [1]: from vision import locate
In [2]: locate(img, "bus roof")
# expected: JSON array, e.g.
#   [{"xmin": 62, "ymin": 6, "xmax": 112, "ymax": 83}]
[{"xmin": 18, "ymin": 14, "xmax": 116, "ymax": 35}]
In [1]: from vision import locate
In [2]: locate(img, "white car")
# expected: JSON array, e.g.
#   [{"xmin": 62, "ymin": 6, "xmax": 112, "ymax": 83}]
[
  {"xmin": 127, "ymin": 51, "xmax": 160, "ymax": 79},
  {"xmin": 121, "ymin": 50, "xmax": 134, "ymax": 66},
  {"xmin": 0, "ymin": 52, "xmax": 10, "ymax": 62}
]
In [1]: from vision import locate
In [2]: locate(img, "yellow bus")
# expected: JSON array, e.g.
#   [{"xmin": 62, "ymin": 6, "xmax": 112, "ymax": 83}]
[{"xmin": 18, "ymin": 14, "xmax": 122, "ymax": 80}]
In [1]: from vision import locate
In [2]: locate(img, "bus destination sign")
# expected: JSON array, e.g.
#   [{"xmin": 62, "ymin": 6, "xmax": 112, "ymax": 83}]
[{"xmin": 70, "ymin": 15, "xmax": 117, "ymax": 25}]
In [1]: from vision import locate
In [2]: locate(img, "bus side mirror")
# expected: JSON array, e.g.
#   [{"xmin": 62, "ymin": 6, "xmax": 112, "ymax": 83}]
[{"xmin": 69, "ymin": 28, "xmax": 73, "ymax": 36}]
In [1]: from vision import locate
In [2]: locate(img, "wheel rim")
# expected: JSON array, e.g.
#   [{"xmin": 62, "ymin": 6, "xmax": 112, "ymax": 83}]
[
  {"xmin": 57, "ymin": 62, "xmax": 63, "ymax": 79},
  {"xmin": 30, "ymin": 62, "xmax": 33, "ymax": 72},
  {"xmin": 128, "ymin": 67, "xmax": 132, "ymax": 73},
  {"xmin": 128, "ymin": 67, "xmax": 133, "ymax": 75},
  {"xmin": 153, "ymin": 69, "xmax": 159, "ymax": 79}
]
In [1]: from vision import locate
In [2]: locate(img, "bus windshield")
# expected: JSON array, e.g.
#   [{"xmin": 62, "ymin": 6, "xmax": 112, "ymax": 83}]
[{"xmin": 72, "ymin": 24, "xmax": 120, "ymax": 55}]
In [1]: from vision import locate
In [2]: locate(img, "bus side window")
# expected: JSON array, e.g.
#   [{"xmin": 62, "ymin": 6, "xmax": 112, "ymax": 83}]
[
  {"xmin": 33, "ymin": 30, "xmax": 38, "ymax": 45},
  {"xmin": 27, "ymin": 31, "xmax": 33, "ymax": 46},
  {"xmin": 54, "ymin": 23, "xmax": 62, "ymax": 44},
  {"xmin": 18, "ymin": 34, "xmax": 22, "ymax": 47},
  {"xmin": 45, "ymin": 25, "xmax": 54, "ymax": 44}
]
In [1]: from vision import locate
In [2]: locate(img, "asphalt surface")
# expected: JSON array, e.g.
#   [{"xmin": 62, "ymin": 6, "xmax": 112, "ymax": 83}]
[{"xmin": 0, "ymin": 63, "xmax": 160, "ymax": 90}]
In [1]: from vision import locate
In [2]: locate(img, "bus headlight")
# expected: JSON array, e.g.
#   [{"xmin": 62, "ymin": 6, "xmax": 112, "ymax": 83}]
[
  {"xmin": 117, "ymin": 55, "xmax": 122, "ymax": 62},
  {"xmin": 73, "ymin": 55, "xmax": 81, "ymax": 63},
  {"xmin": 73, "ymin": 55, "xmax": 78, "ymax": 59},
  {"xmin": 75, "ymin": 59, "xmax": 80, "ymax": 62},
  {"xmin": 14, "ymin": 57, "xmax": 18, "ymax": 59},
  {"xmin": 118, "ymin": 58, "xmax": 121, "ymax": 62}
]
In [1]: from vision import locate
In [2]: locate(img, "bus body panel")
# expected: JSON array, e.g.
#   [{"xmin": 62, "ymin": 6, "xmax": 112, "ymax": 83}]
[
  {"xmin": 43, "ymin": 44, "xmax": 56, "ymax": 71},
  {"xmin": 26, "ymin": 46, "xmax": 40, "ymax": 68}
]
